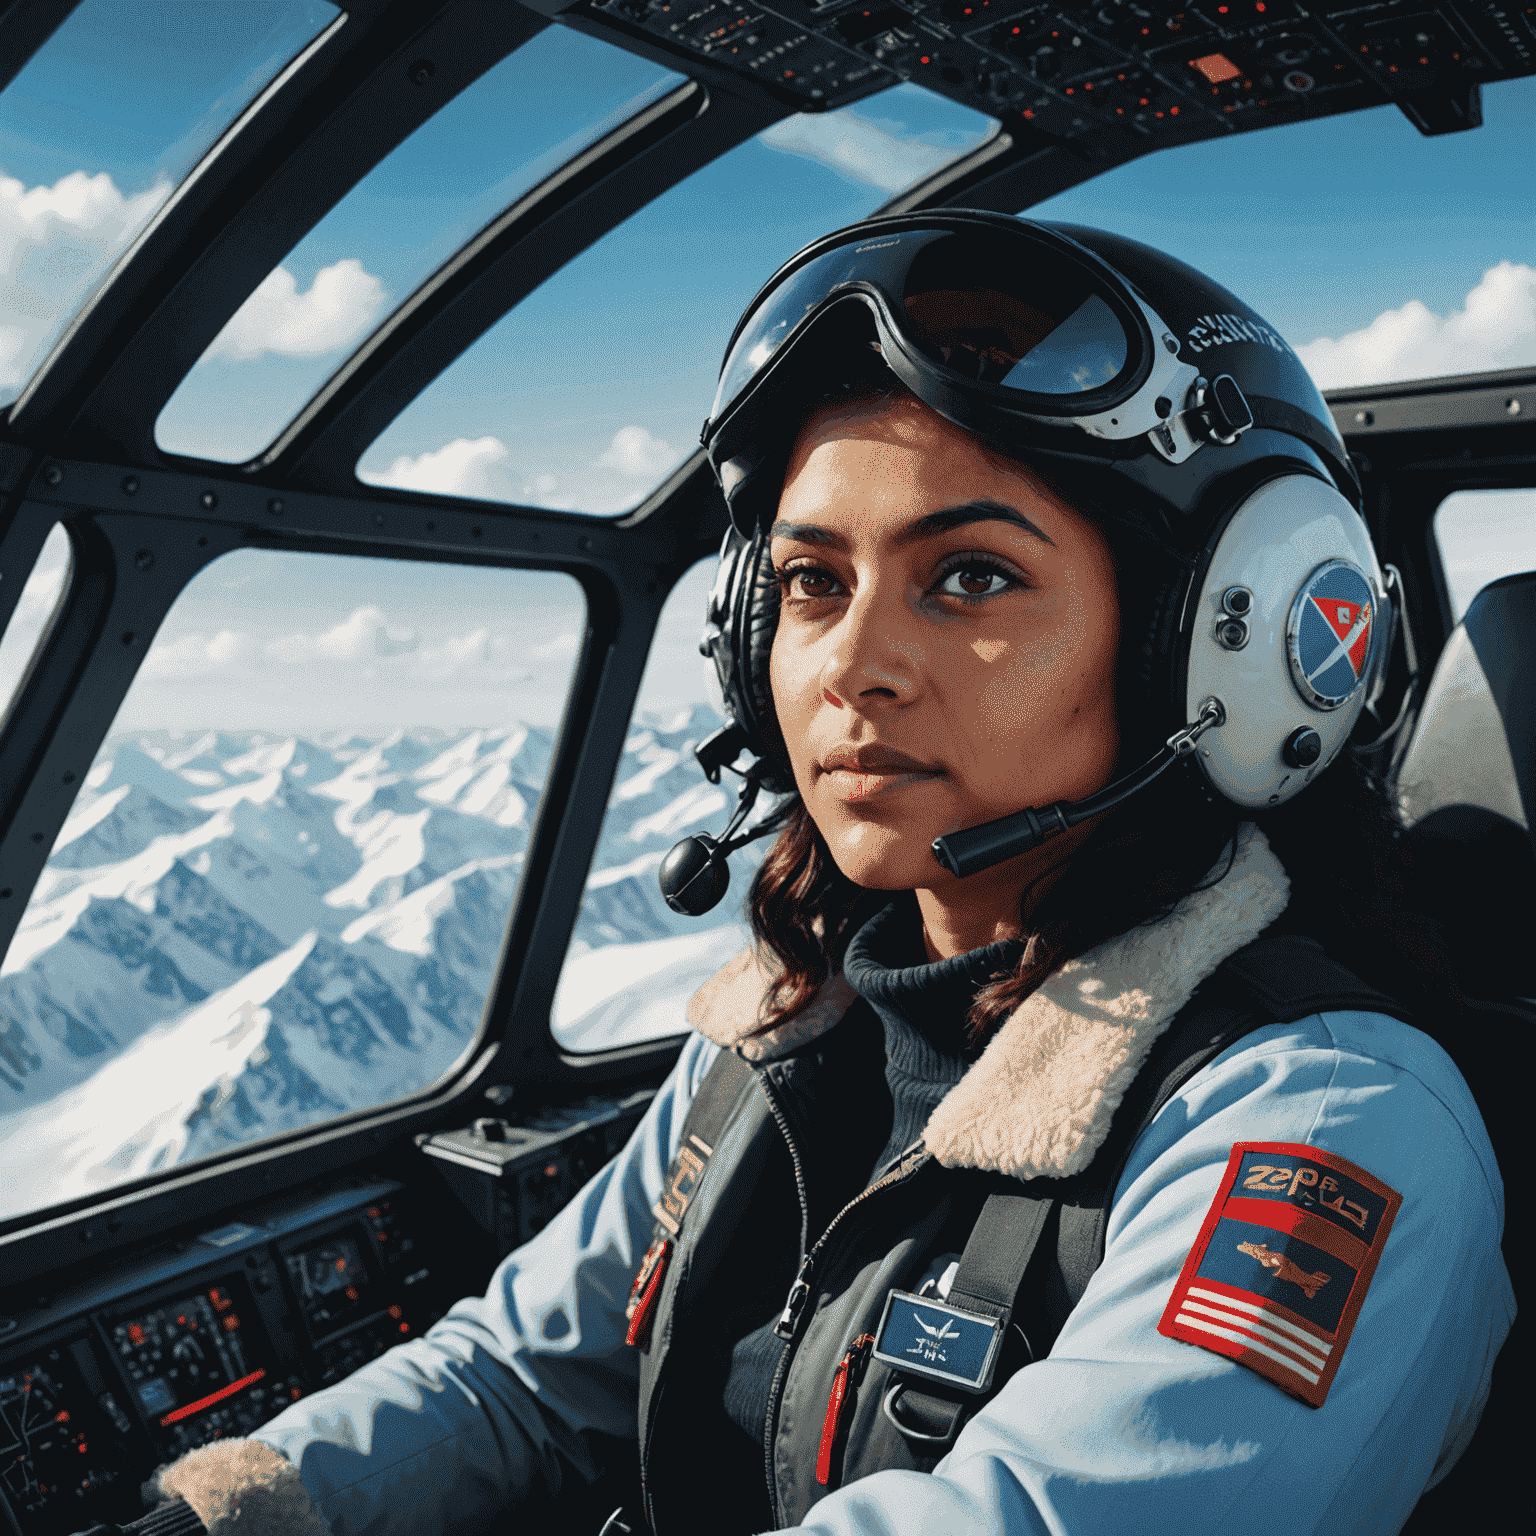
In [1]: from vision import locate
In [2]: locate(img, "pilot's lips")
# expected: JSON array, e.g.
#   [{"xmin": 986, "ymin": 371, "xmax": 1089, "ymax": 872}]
[{"xmin": 818, "ymin": 745, "xmax": 944, "ymax": 802}]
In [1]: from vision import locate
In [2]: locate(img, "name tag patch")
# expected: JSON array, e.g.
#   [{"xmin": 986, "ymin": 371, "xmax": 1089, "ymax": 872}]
[
  {"xmin": 1158, "ymin": 1142, "xmax": 1401, "ymax": 1407},
  {"xmin": 872, "ymin": 1290, "xmax": 1004, "ymax": 1394}
]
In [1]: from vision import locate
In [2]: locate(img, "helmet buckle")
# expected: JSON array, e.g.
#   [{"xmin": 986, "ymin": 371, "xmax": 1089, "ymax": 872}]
[{"xmin": 1191, "ymin": 374, "xmax": 1255, "ymax": 445}]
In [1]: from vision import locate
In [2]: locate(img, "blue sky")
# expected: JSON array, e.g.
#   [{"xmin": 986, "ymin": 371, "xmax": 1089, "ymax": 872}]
[{"xmin": 0, "ymin": 4, "xmax": 1531, "ymax": 735}]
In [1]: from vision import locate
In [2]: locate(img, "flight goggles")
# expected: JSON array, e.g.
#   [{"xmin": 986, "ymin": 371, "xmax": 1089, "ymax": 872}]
[{"xmin": 702, "ymin": 213, "xmax": 1253, "ymax": 517}]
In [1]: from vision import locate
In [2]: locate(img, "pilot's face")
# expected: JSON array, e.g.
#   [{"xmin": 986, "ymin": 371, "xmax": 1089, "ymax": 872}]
[{"xmin": 769, "ymin": 389, "xmax": 1121, "ymax": 900}]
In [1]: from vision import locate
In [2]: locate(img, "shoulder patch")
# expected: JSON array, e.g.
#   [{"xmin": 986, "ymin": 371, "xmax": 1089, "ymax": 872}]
[{"xmin": 1158, "ymin": 1141, "xmax": 1401, "ymax": 1407}]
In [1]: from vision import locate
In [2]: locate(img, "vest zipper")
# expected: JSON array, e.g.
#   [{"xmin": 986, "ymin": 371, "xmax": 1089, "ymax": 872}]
[
  {"xmin": 816, "ymin": 1333, "xmax": 875, "ymax": 1486},
  {"xmin": 761, "ymin": 1143, "xmax": 932, "ymax": 1525}
]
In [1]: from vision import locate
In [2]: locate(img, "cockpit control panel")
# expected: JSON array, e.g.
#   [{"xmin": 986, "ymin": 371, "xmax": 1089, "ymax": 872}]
[
  {"xmin": 1, "ymin": 1088, "xmax": 659, "ymax": 1534},
  {"xmin": 0, "ymin": 1180, "xmax": 452, "ymax": 1536}
]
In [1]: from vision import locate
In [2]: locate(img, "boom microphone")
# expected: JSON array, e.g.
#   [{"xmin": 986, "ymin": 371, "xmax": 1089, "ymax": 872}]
[
  {"xmin": 658, "ymin": 766, "xmax": 780, "ymax": 917},
  {"xmin": 931, "ymin": 699, "xmax": 1225, "ymax": 880}
]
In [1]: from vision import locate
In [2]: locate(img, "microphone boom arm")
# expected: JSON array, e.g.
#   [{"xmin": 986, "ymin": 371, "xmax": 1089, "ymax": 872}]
[{"xmin": 931, "ymin": 698, "xmax": 1225, "ymax": 879}]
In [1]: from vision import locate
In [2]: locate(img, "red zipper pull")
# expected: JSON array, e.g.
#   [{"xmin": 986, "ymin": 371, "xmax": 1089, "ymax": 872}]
[
  {"xmin": 625, "ymin": 1236, "xmax": 672, "ymax": 1348},
  {"xmin": 816, "ymin": 1333, "xmax": 876, "ymax": 1486}
]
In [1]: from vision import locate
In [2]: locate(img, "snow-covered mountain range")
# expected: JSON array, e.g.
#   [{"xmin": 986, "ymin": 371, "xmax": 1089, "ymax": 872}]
[{"xmin": 0, "ymin": 708, "xmax": 764, "ymax": 1219}]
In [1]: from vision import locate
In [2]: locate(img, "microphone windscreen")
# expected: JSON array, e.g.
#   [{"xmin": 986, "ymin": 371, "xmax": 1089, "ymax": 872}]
[{"xmin": 659, "ymin": 835, "xmax": 730, "ymax": 916}]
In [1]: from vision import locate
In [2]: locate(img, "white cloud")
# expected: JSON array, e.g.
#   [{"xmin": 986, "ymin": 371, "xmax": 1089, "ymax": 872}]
[
  {"xmin": 596, "ymin": 424, "xmax": 678, "ymax": 478},
  {"xmin": 360, "ymin": 433, "xmax": 656, "ymax": 516},
  {"xmin": 140, "ymin": 629, "xmax": 258, "ymax": 680},
  {"xmin": 266, "ymin": 605, "xmax": 420, "ymax": 665},
  {"xmin": 757, "ymin": 112, "xmax": 960, "ymax": 193},
  {"xmin": 204, "ymin": 258, "xmax": 387, "ymax": 362},
  {"xmin": 0, "ymin": 169, "xmax": 171, "ymax": 392},
  {"xmin": 364, "ymin": 436, "xmax": 519, "ymax": 501},
  {"xmin": 1296, "ymin": 261, "xmax": 1536, "ymax": 390}
]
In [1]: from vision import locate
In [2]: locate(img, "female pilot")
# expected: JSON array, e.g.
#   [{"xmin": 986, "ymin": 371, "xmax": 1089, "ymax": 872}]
[{"xmin": 121, "ymin": 214, "xmax": 1511, "ymax": 1536}]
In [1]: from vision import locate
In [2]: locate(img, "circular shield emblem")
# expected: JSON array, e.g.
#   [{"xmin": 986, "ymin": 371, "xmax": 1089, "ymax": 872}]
[{"xmin": 1286, "ymin": 560, "xmax": 1376, "ymax": 711}]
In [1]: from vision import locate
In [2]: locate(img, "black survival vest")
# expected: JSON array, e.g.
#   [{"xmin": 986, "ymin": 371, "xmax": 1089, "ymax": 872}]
[{"xmin": 626, "ymin": 933, "xmax": 1409, "ymax": 1535}]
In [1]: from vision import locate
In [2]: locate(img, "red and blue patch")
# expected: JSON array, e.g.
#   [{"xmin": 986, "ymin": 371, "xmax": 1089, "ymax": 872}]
[
  {"xmin": 1287, "ymin": 562, "xmax": 1376, "ymax": 709},
  {"xmin": 1158, "ymin": 1142, "xmax": 1401, "ymax": 1407}
]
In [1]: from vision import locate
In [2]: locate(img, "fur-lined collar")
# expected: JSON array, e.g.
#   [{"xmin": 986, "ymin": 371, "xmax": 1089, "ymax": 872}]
[{"xmin": 687, "ymin": 822, "xmax": 1289, "ymax": 1180}]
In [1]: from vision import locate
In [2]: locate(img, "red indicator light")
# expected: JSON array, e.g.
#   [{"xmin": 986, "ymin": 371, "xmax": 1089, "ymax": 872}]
[
  {"xmin": 159, "ymin": 1369, "xmax": 267, "ymax": 1426},
  {"xmin": 56, "ymin": 1410, "xmax": 70, "ymax": 1423},
  {"xmin": 1256, "ymin": 2, "xmax": 1266, "ymax": 9},
  {"xmin": 335, "ymin": 1258, "xmax": 348, "ymax": 1272},
  {"xmin": 399, "ymin": 1323, "xmax": 410, "ymax": 1335},
  {"xmin": 1023, "ymin": 107, "xmax": 1034, "ymax": 116},
  {"xmin": 223, "ymin": 1314, "xmax": 241, "ymax": 1331},
  {"xmin": 920, "ymin": 54, "xmax": 930, "ymax": 62},
  {"xmin": 128, "ymin": 1325, "xmax": 144, "ymax": 1345},
  {"xmin": 1170, "ymin": 105, "xmax": 1180, "ymax": 113},
  {"xmin": 1189, "ymin": 52, "xmax": 1243, "ymax": 83},
  {"xmin": 345, "ymin": 1286, "xmax": 359, "ymax": 1301},
  {"xmin": 1218, "ymin": 5, "xmax": 1228, "ymax": 11}
]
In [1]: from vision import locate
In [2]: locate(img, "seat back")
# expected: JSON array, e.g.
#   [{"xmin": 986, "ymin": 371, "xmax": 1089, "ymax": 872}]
[
  {"xmin": 1393, "ymin": 574, "xmax": 1531, "ymax": 1534},
  {"xmin": 1395, "ymin": 571, "xmax": 1536, "ymax": 1001}
]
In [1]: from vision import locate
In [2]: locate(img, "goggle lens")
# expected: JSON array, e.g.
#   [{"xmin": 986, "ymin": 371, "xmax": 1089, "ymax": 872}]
[{"xmin": 710, "ymin": 227, "xmax": 1134, "ymax": 427}]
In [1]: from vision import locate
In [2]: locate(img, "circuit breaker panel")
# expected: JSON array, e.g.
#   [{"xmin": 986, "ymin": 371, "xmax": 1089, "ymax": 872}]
[{"xmin": 583, "ymin": 0, "xmax": 1535, "ymax": 144}]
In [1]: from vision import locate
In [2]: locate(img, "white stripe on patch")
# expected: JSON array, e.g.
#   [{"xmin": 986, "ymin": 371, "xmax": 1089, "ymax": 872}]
[
  {"xmin": 1179, "ymin": 1299, "xmax": 1329, "ymax": 1370},
  {"xmin": 1188, "ymin": 1286, "xmax": 1333, "ymax": 1354},
  {"xmin": 1176, "ymin": 1313, "xmax": 1322, "ymax": 1384}
]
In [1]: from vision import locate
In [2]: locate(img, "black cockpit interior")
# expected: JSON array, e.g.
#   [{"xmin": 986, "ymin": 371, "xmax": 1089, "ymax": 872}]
[{"xmin": 0, "ymin": 1, "xmax": 1529, "ymax": 1531}]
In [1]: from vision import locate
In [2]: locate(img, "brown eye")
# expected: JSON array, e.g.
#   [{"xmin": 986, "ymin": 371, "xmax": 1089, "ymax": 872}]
[
  {"xmin": 938, "ymin": 562, "xmax": 1014, "ymax": 600},
  {"xmin": 782, "ymin": 564, "xmax": 840, "ymax": 599}
]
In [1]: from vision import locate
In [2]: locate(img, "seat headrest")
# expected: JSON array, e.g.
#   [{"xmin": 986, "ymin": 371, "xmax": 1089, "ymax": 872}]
[{"xmin": 1396, "ymin": 570, "xmax": 1535, "ymax": 854}]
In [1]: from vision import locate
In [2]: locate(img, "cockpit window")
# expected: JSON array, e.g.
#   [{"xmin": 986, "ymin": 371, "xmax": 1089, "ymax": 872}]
[
  {"xmin": 0, "ymin": 549, "xmax": 584, "ymax": 1223},
  {"xmin": 1032, "ymin": 75, "xmax": 1536, "ymax": 392},
  {"xmin": 0, "ymin": 523, "xmax": 72, "ymax": 730},
  {"xmin": 356, "ymin": 84, "xmax": 999, "ymax": 516},
  {"xmin": 154, "ymin": 29, "xmax": 684, "ymax": 465},
  {"xmin": 552, "ymin": 555, "xmax": 774, "ymax": 1053},
  {"xmin": 1434, "ymin": 489, "xmax": 1536, "ymax": 622},
  {"xmin": 0, "ymin": 0, "xmax": 341, "ymax": 410}
]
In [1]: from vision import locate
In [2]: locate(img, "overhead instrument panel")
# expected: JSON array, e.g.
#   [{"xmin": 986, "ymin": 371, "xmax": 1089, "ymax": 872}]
[
  {"xmin": 0, "ymin": 1342, "xmax": 129, "ymax": 1533},
  {"xmin": 582, "ymin": 0, "xmax": 1535, "ymax": 142},
  {"xmin": 104, "ymin": 1284, "xmax": 303, "ymax": 1459}
]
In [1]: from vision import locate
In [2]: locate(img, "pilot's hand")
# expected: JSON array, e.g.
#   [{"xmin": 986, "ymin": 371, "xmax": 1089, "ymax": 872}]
[{"xmin": 144, "ymin": 1440, "xmax": 331, "ymax": 1535}]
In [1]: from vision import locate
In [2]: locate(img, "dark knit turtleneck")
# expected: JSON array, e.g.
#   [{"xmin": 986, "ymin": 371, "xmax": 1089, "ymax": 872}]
[{"xmin": 842, "ymin": 895, "xmax": 1029, "ymax": 1180}]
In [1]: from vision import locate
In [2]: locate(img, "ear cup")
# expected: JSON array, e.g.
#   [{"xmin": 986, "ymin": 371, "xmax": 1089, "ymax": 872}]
[
  {"xmin": 737, "ymin": 531, "xmax": 795, "ymax": 793},
  {"xmin": 1181, "ymin": 474, "xmax": 1384, "ymax": 809},
  {"xmin": 702, "ymin": 527, "xmax": 795, "ymax": 794}
]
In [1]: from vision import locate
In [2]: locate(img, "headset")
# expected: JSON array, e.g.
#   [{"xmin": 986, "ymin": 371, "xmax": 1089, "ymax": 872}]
[{"xmin": 659, "ymin": 212, "xmax": 1403, "ymax": 916}]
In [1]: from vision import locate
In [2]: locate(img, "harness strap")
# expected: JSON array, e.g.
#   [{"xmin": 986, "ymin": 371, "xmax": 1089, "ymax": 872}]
[
  {"xmin": 885, "ymin": 932, "xmax": 1407, "ymax": 1447},
  {"xmin": 946, "ymin": 1193, "xmax": 1054, "ymax": 1321},
  {"xmin": 626, "ymin": 1046, "xmax": 757, "ymax": 1349}
]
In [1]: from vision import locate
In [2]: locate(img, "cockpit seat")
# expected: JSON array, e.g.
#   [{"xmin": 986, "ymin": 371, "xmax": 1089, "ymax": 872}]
[
  {"xmin": 1392, "ymin": 570, "xmax": 1531, "ymax": 1536},
  {"xmin": 1396, "ymin": 570, "xmax": 1536, "ymax": 1002}
]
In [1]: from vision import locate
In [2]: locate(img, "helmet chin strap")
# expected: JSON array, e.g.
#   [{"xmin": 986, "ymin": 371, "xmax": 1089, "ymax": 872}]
[{"xmin": 930, "ymin": 698, "xmax": 1226, "ymax": 880}]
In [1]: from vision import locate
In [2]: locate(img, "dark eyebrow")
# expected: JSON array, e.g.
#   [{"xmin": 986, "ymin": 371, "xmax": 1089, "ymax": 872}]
[{"xmin": 770, "ymin": 499, "xmax": 1056, "ymax": 551}]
